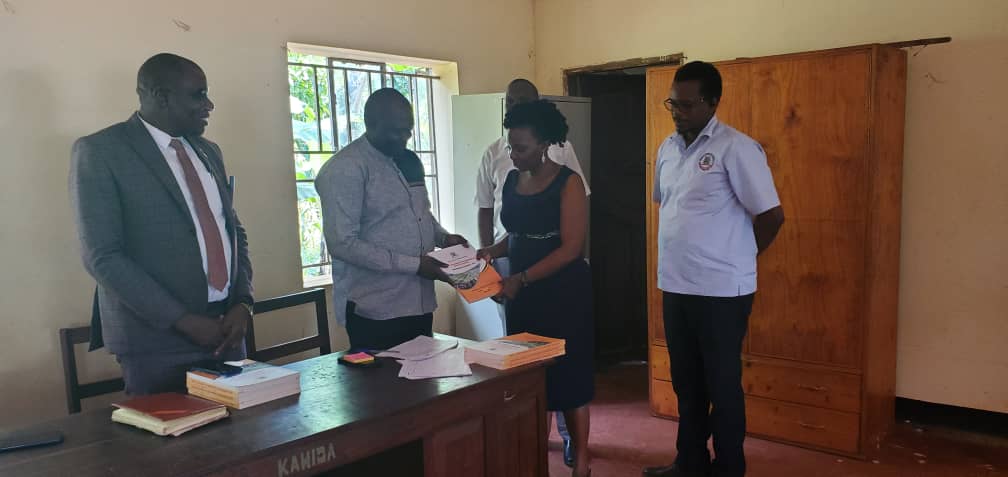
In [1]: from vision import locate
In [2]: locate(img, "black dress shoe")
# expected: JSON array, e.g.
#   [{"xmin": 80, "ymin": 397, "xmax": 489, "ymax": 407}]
[
  {"xmin": 642, "ymin": 464, "xmax": 709, "ymax": 477},
  {"xmin": 563, "ymin": 437, "xmax": 574, "ymax": 467}
]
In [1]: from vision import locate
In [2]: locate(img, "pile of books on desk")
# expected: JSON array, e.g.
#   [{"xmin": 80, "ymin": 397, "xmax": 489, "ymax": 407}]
[
  {"xmin": 464, "ymin": 332, "xmax": 565, "ymax": 370},
  {"xmin": 111, "ymin": 393, "xmax": 228, "ymax": 437},
  {"xmin": 111, "ymin": 360, "xmax": 301, "ymax": 436},
  {"xmin": 186, "ymin": 359, "xmax": 301, "ymax": 409}
]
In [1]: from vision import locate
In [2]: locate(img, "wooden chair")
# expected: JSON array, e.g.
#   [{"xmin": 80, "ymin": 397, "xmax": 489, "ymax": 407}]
[
  {"xmin": 59, "ymin": 289, "xmax": 330, "ymax": 413},
  {"xmin": 59, "ymin": 326, "xmax": 125, "ymax": 414},
  {"xmin": 245, "ymin": 288, "xmax": 331, "ymax": 362}
]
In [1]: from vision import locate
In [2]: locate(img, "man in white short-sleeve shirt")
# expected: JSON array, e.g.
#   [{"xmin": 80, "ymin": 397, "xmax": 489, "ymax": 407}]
[
  {"xmin": 645, "ymin": 62, "xmax": 784, "ymax": 477},
  {"xmin": 473, "ymin": 79, "xmax": 589, "ymax": 468},
  {"xmin": 475, "ymin": 79, "xmax": 590, "ymax": 249}
]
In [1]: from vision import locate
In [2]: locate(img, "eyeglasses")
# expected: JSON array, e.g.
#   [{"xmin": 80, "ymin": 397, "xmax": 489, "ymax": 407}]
[{"xmin": 663, "ymin": 98, "xmax": 706, "ymax": 112}]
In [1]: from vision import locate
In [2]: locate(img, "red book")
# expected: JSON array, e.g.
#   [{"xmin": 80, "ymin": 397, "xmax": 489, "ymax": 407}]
[
  {"xmin": 114, "ymin": 393, "xmax": 224, "ymax": 419},
  {"xmin": 112, "ymin": 393, "xmax": 228, "ymax": 436}
]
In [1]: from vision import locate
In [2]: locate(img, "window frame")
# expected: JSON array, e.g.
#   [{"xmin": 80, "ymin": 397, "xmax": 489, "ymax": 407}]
[{"xmin": 288, "ymin": 52, "xmax": 443, "ymax": 286}]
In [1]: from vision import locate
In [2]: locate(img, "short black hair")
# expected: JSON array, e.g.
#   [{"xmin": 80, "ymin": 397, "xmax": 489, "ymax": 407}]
[
  {"xmin": 674, "ymin": 61, "xmax": 722, "ymax": 102},
  {"xmin": 137, "ymin": 53, "xmax": 199, "ymax": 92},
  {"xmin": 363, "ymin": 88, "xmax": 411, "ymax": 127},
  {"xmin": 507, "ymin": 78, "xmax": 539, "ymax": 98},
  {"xmin": 503, "ymin": 99, "xmax": 568, "ymax": 145}
]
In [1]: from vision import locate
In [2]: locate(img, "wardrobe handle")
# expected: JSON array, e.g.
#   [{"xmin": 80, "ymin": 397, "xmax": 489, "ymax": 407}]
[
  {"xmin": 797, "ymin": 384, "xmax": 829, "ymax": 393},
  {"xmin": 798, "ymin": 421, "xmax": 826, "ymax": 431}
]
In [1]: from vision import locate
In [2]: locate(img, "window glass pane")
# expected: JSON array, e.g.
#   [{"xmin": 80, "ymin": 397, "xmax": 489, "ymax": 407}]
[
  {"xmin": 317, "ymin": 68, "xmax": 335, "ymax": 152},
  {"xmin": 417, "ymin": 153, "xmax": 435, "ymax": 175},
  {"xmin": 391, "ymin": 74, "xmax": 412, "ymax": 102},
  {"xmin": 288, "ymin": 51, "xmax": 327, "ymax": 65},
  {"xmin": 425, "ymin": 176, "xmax": 439, "ymax": 218},
  {"xmin": 303, "ymin": 263, "xmax": 331, "ymax": 282},
  {"xmin": 415, "ymin": 78, "xmax": 433, "ymax": 151},
  {"xmin": 348, "ymin": 70, "xmax": 370, "ymax": 142},
  {"xmin": 370, "ymin": 72, "xmax": 382, "ymax": 94},
  {"xmin": 333, "ymin": 70, "xmax": 349, "ymax": 149},
  {"xmin": 288, "ymin": 65, "xmax": 319, "ymax": 151},
  {"xmin": 297, "ymin": 183, "xmax": 327, "ymax": 269},
  {"xmin": 332, "ymin": 59, "xmax": 382, "ymax": 71},
  {"xmin": 295, "ymin": 153, "xmax": 332, "ymax": 181},
  {"xmin": 387, "ymin": 63, "xmax": 432, "ymax": 75}
]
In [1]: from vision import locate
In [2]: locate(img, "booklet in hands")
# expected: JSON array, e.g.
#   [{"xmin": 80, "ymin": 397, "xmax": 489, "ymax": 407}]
[{"xmin": 427, "ymin": 245, "xmax": 502, "ymax": 303}]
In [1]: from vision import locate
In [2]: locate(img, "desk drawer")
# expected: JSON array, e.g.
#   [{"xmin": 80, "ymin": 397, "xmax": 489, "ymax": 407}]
[
  {"xmin": 746, "ymin": 396, "xmax": 860, "ymax": 453},
  {"xmin": 468, "ymin": 367, "xmax": 544, "ymax": 412},
  {"xmin": 742, "ymin": 359, "xmax": 861, "ymax": 413},
  {"xmin": 650, "ymin": 345, "xmax": 671, "ymax": 382}
]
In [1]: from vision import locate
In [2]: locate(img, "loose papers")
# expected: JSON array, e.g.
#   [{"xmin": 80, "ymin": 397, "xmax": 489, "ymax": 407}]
[{"xmin": 380, "ymin": 335, "xmax": 472, "ymax": 380}]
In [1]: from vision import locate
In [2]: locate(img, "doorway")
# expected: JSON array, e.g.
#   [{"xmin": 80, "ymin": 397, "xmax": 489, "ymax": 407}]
[{"xmin": 568, "ymin": 68, "xmax": 650, "ymax": 364}]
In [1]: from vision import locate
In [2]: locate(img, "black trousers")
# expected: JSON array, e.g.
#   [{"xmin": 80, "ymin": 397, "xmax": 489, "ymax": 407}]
[
  {"xmin": 345, "ymin": 302, "xmax": 433, "ymax": 351},
  {"xmin": 662, "ymin": 292, "xmax": 753, "ymax": 477}
]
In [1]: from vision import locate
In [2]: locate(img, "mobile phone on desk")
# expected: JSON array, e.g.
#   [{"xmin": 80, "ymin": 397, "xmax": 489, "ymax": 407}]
[
  {"xmin": 189, "ymin": 360, "xmax": 242, "ymax": 377},
  {"xmin": 0, "ymin": 429, "xmax": 63, "ymax": 453}
]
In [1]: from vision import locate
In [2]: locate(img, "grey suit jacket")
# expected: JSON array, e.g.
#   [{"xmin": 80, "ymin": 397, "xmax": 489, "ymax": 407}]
[{"xmin": 69, "ymin": 113, "xmax": 254, "ymax": 355}]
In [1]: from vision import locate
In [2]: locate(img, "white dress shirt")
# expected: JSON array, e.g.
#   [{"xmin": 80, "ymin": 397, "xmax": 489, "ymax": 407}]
[
  {"xmin": 652, "ymin": 116, "xmax": 780, "ymax": 297},
  {"xmin": 475, "ymin": 135, "xmax": 590, "ymax": 243},
  {"xmin": 140, "ymin": 115, "xmax": 232, "ymax": 301}
]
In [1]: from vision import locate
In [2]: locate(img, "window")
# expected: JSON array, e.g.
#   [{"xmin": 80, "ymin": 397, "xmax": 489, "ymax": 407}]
[{"xmin": 287, "ymin": 46, "xmax": 449, "ymax": 286}]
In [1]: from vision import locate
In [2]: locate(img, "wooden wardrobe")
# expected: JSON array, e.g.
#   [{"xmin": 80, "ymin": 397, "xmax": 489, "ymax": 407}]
[{"xmin": 646, "ymin": 44, "xmax": 907, "ymax": 456}]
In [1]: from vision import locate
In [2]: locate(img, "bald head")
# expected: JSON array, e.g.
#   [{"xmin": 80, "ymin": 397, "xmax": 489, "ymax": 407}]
[
  {"xmin": 136, "ymin": 53, "xmax": 213, "ymax": 137},
  {"xmin": 364, "ymin": 88, "xmax": 412, "ymax": 127},
  {"xmin": 364, "ymin": 88, "xmax": 414, "ymax": 157},
  {"xmin": 505, "ymin": 78, "xmax": 540, "ymax": 112},
  {"xmin": 137, "ymin": 53, "xmax": 201, "ymax": 103}
]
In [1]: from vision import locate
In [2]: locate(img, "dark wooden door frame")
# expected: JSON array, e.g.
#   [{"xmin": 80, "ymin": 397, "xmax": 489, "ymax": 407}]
[
  {"xmin": 561, "ymin": 35, "xmax": 950, "ymax": 93},
  {"xmin": 562, "ymin": 53, "xmax": 685, "ymax": 95}
]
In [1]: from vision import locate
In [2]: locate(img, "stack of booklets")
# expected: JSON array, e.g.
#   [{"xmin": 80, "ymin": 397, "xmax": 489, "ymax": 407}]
[
  {"xmin": 186, "ymin": 359, "xmax": 301, "ymax": 409},
  {"xmin": 111, "ymin": 393, "xmax": 227, "ymax": 437},
  {"xmin": 427, "ymin": 245, "xmax": 502, "ymax": 303},
  {"xmin": 464, "ymin": 332, "xmax": 565, "ymax": 370}
]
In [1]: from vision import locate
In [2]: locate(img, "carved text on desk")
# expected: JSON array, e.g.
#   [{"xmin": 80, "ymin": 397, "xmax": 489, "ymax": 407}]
[{"xmin": 276, "ymin": 442, "xmax": 340, "ymax": 477}]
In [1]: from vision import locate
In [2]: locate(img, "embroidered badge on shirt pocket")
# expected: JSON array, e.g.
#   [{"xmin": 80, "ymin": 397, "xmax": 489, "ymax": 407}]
[{"xmin": 698, "ymin": 152, "xmax": 715, "ymax": 171}]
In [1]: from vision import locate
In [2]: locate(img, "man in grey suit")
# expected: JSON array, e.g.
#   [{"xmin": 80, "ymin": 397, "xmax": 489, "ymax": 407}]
[{"xmin": 69, "ymin": 53, "xmax": 254, "ymax": 395}]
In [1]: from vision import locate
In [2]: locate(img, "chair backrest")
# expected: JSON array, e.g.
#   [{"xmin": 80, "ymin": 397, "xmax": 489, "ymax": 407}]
[
  {"xmin": 58, "ymin": 326, "xmax": 125, "ymax": 414},
  {"xmin": 245, "ymin": 288, "xmax": 331, "ymax": 362},
  {"xmin": 59, "ymin": 289, "xmax": 329, "ymax": 413}
]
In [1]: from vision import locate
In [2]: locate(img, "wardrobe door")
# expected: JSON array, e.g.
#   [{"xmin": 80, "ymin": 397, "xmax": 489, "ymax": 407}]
[{"xmin": 746, "ymin": 50, "xmax": 872, "ymax": 370}]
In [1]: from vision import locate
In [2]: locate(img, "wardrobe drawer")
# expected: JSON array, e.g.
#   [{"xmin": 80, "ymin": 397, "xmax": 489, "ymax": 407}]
[
  {"xmin": 743, "ymin": 359, "xmax": 861, "ymax": 413},
  {"xmin": 746, "ymin": 396, "xmax": 860, "ymax": 453},
  {"xmin": 650, "ymin": 345, "xmax": 671, "ymax": 382}
]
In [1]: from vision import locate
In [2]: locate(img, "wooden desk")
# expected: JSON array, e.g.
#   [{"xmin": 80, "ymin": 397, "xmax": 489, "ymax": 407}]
[{"xmin": 0, "ymin": 351, "xmax": 548, "ymax": 477}]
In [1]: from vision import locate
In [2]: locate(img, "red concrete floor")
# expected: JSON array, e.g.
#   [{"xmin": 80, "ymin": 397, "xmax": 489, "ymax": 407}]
[{"xmin": 546, "ymin": 364, "xmax": 1007, "ymax": 477}]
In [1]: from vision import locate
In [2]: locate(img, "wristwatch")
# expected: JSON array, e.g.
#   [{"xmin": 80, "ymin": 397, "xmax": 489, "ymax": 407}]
[{"xmin": 520, "ymin": 271, "xmax": 530, "ymax": 288}]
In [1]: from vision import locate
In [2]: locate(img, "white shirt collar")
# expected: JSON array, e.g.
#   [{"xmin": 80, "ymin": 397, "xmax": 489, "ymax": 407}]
[
  {"xmin": 138, "ymin": 113, "xmax": 180, "ymax": 152},
  {"xmin": 697, "ymin": 115, "xmax": 720, "ymax": 139}
]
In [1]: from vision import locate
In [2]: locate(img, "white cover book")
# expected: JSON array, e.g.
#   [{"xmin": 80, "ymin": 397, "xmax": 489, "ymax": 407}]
[{"xmin": 187, "ymin": 359, "xmax": 300, "ymax": 392}]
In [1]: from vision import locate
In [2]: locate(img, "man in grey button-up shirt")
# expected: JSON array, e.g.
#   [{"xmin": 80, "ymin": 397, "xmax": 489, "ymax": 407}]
[{"xmin": 315, "ymin": 89, "xmax": 468, "ymax": 350}]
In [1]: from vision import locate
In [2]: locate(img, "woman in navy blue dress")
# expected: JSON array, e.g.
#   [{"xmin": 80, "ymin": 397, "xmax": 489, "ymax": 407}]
[{"xmin": 478, "ymin": 99, "xmax": 594, "ymax": 477}]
